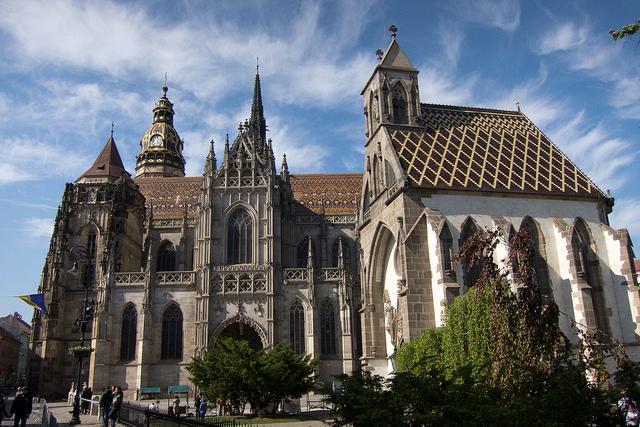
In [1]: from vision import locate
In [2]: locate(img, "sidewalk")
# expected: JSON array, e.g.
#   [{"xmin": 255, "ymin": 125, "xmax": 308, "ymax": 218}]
[{"xmin": 45, "ymin": 402, "xmax": 102, "ymax": 427}]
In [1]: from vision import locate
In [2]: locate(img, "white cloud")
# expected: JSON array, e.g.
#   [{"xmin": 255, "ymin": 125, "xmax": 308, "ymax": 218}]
[
  {"xmin": 22, "ymin": 217, "xmax": 54, "ymax": 239},
  {"xmin": 0, "ymin": 137, "xmax": 92, "ymax": 184},
  {"xmin": 534, "ymin": 22, "xmax": 640, "ymax": 119},
  {"xmin": 0, "ymin": 0, "xmax": 377, "ymax": 110},
  {"xmin": 547, "ymin": 112, "xmax": 635, "ymax": 191},
  {"xmin": 437, "ymin": 20, "xmax": 464, "ymax": 66},
  {"xmin": 445, "ymin": 0, "xmax": 520, "ymax": 31},
  {"xmin": 535, "ymin": 22, "xmax": 589, "ymax": 55},
  {"xmin": 420, "ymin": 66, "xmax": 477, "ymax": 106},
  {"xmin": 610, "ymin": 198, "xmax": 640, "ymax": 243}
]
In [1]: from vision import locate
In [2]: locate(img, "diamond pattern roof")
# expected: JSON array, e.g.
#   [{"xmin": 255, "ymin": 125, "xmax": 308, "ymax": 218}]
[
  {"xmin": 389, "ymin": 105, "xmax": 605, "ymax": 198},
  {"xmin": 135, "ymin": 176, "xmax": 202, "ymax": 219},
  {"xmin": 289, "ymin": 173, "xmax": 362, "ymax": 215}
]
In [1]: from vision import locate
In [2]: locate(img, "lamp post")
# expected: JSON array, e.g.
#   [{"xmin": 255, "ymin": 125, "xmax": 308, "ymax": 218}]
[{"xmin": 67, "ymin": 245, "xmax": 94, "ymax": 425}]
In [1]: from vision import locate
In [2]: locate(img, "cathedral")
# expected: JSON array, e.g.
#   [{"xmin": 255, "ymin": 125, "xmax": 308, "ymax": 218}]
[{"xmin": 30, "ymin": 30, "xmax": 640, "ymax": 397}]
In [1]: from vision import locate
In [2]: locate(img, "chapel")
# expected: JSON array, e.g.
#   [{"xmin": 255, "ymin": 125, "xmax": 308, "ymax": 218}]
[{"xmin": 29, "ymin": 28, "xmax": 640, "ymax": 396}]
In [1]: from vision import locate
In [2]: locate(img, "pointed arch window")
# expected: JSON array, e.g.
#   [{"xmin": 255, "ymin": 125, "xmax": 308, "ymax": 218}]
[
  {"xmin": 289, "ymin": 300, "xmax": 305, "ymax": 355},
  {"xmin": 372, "ymin": 156, "xmax": 381, "ymax": 196},
  {"xmin": 384, "ymin": 160, "xmax": 396, "ymax": 188},
  {"xmin": 363, "ymin": 183, "xmax": 370, "ymax": 211},
  {"xmin": 460, "ymin": 219, "xmax": 481, "ymax": 289},
  {"xmin": 297, "ymin": 237, "xmax": 315, "ymax": 268},
  {"xmin": 83, "ymin": 230, "xmax": 97, "ymax": 287},
  {"xmin": 571, "ymin": 220, "xmax": 609, "ymax": 336},
  {"xmin": 227, "ymin": 208, "xmax": 253, "ymax": 264},
  {"xmin": 439, "ymin": 223, "xmax": 455, "ymax": 278},
  {"xmin": 120, "ymin": 304, "xmax": 137, "ymax": 361},
  {"xmin": 157, "ymin": 241, "xmax": 176, "ymax": 271},
  {"xmin": 161, "ymin": 304, "xmax": 183, "ymax": 360},
  {"xmin": 392, "ymin": 84, "xmax": 409, "ymax": 125},
  {"xmin": 520, "ymin": 217, "xmax": 552, "ymax": 299},
  {"xmin": 331, "ymin": 238, "xmax": 352, "ymax": 270},
  {"xmin": 320, "ymin": 299, "xmax": 337, "ymax": 356}
]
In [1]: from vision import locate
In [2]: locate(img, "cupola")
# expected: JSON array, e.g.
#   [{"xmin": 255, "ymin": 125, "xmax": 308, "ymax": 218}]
[{"xmin": 135, "ymin": 83, "xmax": 186, "ymax": 178}]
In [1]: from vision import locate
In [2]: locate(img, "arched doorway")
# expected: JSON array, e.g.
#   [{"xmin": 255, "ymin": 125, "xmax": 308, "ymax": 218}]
[{"xmin": 218, "ymin": 322, "xmax": 263, "ymax": 350}]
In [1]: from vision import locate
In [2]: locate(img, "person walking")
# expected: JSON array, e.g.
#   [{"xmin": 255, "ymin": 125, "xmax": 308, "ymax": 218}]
[
  {"xmin": 172, "ymin": 394, "xmax": 181, "ymax": 418},
  {"xmin": 108, "ymin": 386, "xmax": 123, "ymax": 427},
  {"xmin": 99, "ymin": 386, "xmax": 113, "ymax": 427},
  {"xmin": 0, "ymin": 390, "xmax": 9, "ymax": 425},
  {"xmin": 10, "ymin": 387, "xmax": 29, "ymax": 427},
  {"xmin": 194, "ymin": 394, "xmax": 201, "ymax": 419},
  {"xmin": 199, "ymin": 398, "xmax": 207, "ymax": 419}
]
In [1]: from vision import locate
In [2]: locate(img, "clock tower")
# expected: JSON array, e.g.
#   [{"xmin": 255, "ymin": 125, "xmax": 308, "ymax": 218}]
[{"xmin": 135, "ymin": 83, "xmax": 186, "ymax": 178}]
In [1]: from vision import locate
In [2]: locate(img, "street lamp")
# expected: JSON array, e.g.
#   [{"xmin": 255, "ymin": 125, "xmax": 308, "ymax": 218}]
[{"xmin": 67, "ymin": 245, "xmax": 95, "ymax": 425}]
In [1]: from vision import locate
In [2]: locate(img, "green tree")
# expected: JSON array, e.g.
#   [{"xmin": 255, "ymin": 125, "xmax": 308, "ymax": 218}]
[
  {"xmin": 187, "ymin": 338, "xmax": 316, "ymax": 416},
  {"xmin": 610, "ymin": 19, "xmax": 640, "ymax": 40},
  {"xmin": 327, "ymin": 227, "xmax": 628, "ymax": 426}
]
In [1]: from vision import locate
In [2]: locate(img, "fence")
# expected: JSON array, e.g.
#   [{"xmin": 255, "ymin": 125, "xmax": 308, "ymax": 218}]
[
  {"xmin": 31, "ymin": 397, "xmax": 58, "ymax": 427},
  {"xmin": 119, "ymin": 403, "xmax": 264, "ymax": 427}
]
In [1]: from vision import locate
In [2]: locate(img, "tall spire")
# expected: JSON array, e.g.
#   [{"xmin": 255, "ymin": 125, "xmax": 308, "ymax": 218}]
[{"xmin": 249, "ymin": 59, "xmax": 266, "ymax": 141}]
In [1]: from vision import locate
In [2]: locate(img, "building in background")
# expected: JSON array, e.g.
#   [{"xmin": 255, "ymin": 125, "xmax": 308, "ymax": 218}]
[
  {"xmin": 0, "ymin": 313, "xmax": 32, "ymax": 387},
  {"xmin": 0, "ymin": 325, "xmax": 20, "ymax": 389}
]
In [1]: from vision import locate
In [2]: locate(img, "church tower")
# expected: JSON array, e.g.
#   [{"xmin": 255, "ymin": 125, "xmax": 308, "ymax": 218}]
[
  {"xmin": 361, "ymin": 25, "xmax": 421, "ymax": 143},
  {"xmin": 135, "ymin": 83, "xmax": 186, "ymax": 177},
  {"xmin": 31, "ymin": 132, "xmax": 146, "ymax": 396}
]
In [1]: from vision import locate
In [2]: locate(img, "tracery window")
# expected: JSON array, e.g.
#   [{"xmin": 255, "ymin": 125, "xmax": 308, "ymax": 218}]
[
  {"xmin": 157, "ymin": 241, "xmax": 176, "ymax": 271},
  {"xmin": 227, "ymin": 208, "xmax": 252, "ymax": 264},
  {"xmin": 331, "ymin": 238, "xmax": 352, "ymax": 270},
  {"xmin": 83, "ymin": 230, "xmax": 97, "ymax": 287},
  {"xmin": 439, "ymin": 223, "xmax": 454, "ymax": 278},
  {"xmin": 161, "ymin": 304, "xmax": 183, "ymax": 360},
  {"xmin": 289, "ymin": 300, "xmax": 305, "ymax": 355},
  {"xmin": 520, "ymin": 217, "xmax": 552, "ymax": 299},
  {"xmin": 460, "ymin": 218, "xmax": 481, "ymax": 289},
  {"xmin": 120, "ymin": 304, "xmax": 137, "ymax": 361},
  {"xmin": 392, "ymin": 84, "xmax": 409, "ymax": 124},
  {"xmin": 571, "ymin": 220, "xmax": 609, "ymax": 336},
  {"xmin": 320, "ymin": 299, "xmax": 337, "ymax": 356}
]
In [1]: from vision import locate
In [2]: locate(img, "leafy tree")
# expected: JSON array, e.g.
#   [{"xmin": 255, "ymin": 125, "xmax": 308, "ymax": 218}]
[
  {"xmin": 610, "ymin": 19, "xmax": 640, "ymax": 40},
  {"xmin": 326, "ymin": 227, "xmax": 630, "ymax": 426},
  {"xmin": 187, "ymin": 338, "xmax": 316, "ymax": 416}
]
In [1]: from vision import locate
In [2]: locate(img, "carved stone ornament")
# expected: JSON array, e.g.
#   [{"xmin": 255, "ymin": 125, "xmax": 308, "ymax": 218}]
[{"xmin": 383, "ymin": 290, "xmax": 398, "ymax": 350}]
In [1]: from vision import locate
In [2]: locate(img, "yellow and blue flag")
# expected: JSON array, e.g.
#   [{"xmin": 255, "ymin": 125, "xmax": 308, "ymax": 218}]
[{"xmin": 18, "ymin": 294, "xmax": 48, "ymax": 316}]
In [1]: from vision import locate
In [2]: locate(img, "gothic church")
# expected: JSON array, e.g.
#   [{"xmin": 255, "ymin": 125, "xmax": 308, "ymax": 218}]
[{"xmin": 30, "ymin": 30, "xmax": 640, "ymax": 397}]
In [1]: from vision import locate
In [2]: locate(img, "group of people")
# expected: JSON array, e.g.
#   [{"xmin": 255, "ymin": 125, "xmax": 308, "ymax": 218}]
[
  {"xmin": 80, "ymin": 384, "xmax": 93, "ymax": 414},
  {"xmin": 98, "ymin": 385, "xmax": 123, "ymax": 427},
  {"xmin": 0, "ymin": 387, "xmax": 32, "ymax": 427},
  {"xmin": 193, "ymin": 393, "xmax": 208, "ymax": 419}
]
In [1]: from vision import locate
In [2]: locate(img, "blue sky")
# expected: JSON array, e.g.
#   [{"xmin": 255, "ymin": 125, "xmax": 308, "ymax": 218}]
[{"xmin": 0, "ymin": 0, "xmax": 638, "ymax": 320}]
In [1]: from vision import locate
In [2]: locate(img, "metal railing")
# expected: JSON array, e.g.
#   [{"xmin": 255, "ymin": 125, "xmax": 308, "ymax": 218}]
[{"xmin": 119, "ymin": 403, "xmax": 264, "ymax": 427}]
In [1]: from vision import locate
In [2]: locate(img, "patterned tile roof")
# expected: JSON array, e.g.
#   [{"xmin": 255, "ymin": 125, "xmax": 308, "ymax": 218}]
[
  {"xmin": 135, "ymin": 176, "xmax": 202, "ymax": 219},
  {"xmin": 289, "ymin": 173, "xmax": 363, "ymax": 215},
  {"xmin": 389, "ymin": 105, "xmax": 605, "ymax": 199}
]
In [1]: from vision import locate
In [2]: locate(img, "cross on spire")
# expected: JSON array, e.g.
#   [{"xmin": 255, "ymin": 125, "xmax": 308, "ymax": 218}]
[{"xmin": 389, "ymin": 24, "xmax": 398, "ymax": 38}]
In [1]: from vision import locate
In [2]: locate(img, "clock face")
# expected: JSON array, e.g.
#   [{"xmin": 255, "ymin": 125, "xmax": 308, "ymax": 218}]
[{"xmin": 150, "ymin": 134, "xmax": 163, "ymax": 147}]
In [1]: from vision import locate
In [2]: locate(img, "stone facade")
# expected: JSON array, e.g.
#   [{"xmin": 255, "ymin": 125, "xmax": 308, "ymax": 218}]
[{"xmin": 30, "ymin": 70, "xmax": 361, "ymax": 399}]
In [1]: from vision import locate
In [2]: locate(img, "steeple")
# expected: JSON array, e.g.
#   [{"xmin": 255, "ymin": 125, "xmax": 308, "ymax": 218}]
[
  {"xmin": 280, "ymin": 152, "xmax": 289, "ymax": 182},
  {"xmin": 249, "ymin": 60, "xmax": 267, "ymax": 142},
  {"xmin": 77, "ymin": 129, "xmax": 129, "ymax": 183}
]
